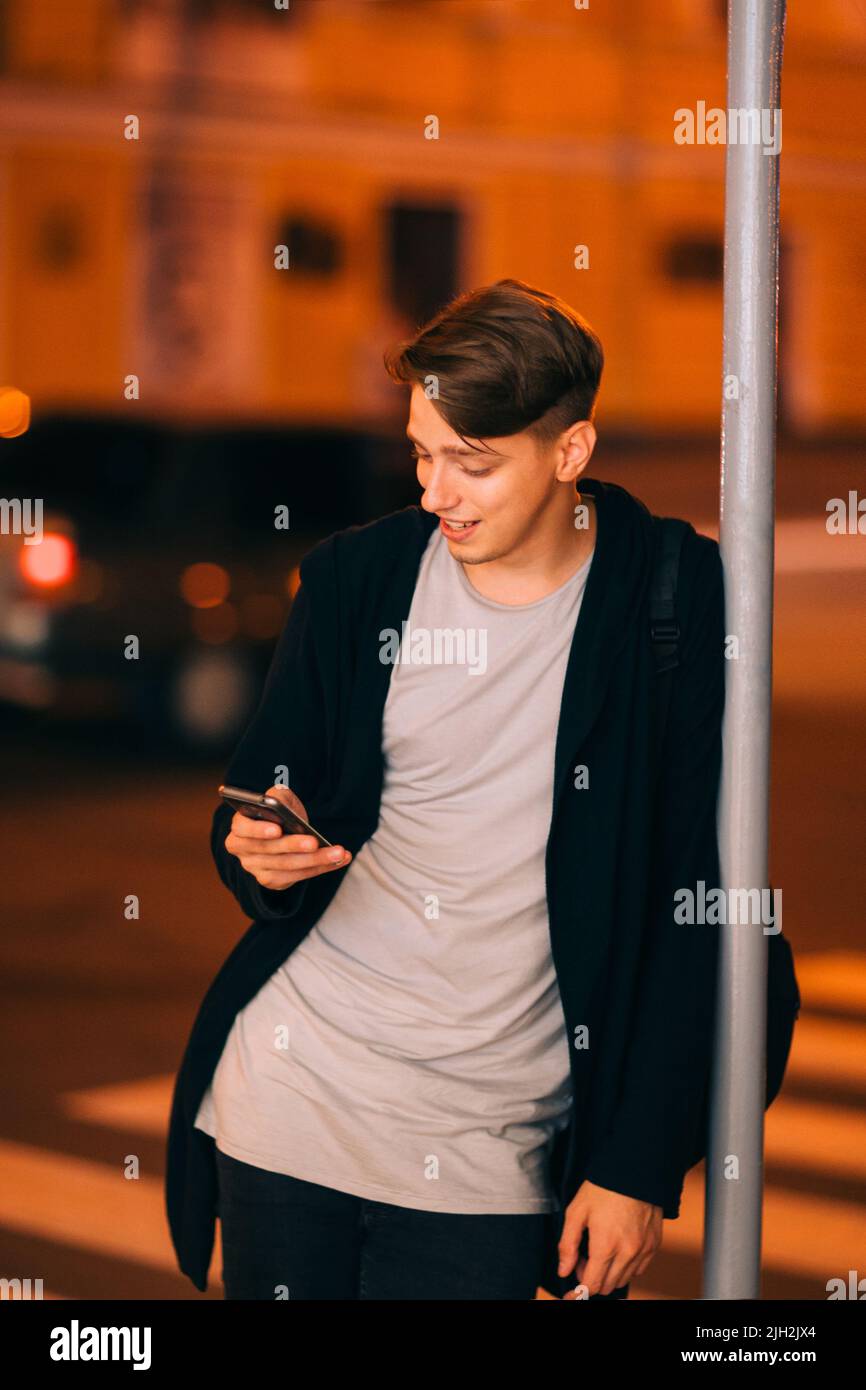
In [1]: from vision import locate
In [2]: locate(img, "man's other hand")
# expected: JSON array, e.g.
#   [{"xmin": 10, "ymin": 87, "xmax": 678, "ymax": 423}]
[{"xmin": 557, "ymin": 1179, "xmax": 662, "ymax": 1298}]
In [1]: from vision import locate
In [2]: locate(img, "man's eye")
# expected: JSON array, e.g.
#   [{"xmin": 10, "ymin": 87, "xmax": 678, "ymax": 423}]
[{"xmin": 409, "ymin": 448, "xmax": 492, "ymax": 478}]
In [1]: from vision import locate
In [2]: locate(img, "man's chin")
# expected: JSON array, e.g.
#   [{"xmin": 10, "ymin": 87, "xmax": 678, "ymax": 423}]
[
  {"xmin": 440, "ymin": 523, "xmax": 505, "ymax": 564},
  {"xmin": 453, "ymin": 543, "xmax": 504, "ymax": 565}
]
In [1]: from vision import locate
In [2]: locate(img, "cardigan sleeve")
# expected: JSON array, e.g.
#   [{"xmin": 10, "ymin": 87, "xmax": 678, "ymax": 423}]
[
  {"xmin": 582, "ymin": 532, "xmax": 726, "ymax": 1218},
  {"xmin": 210, "ymin": 573, "xmax": 330, "ymax": 924}
]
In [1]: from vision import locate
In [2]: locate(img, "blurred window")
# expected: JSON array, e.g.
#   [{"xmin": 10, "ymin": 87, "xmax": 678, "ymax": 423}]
[
  {"xmin": 275, "ymin": 215, "xmax": 343, "ymax": 276},
  {"xmin": 385, "ymin": 201, "xmax": 462, "ymax": 327},
  {"xmin": 662, "ymin": 234, "xmax": 724, "ymax": 285}
]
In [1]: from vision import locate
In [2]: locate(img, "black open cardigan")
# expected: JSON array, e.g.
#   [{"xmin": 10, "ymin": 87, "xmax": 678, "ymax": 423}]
[{"xmin": 165, "ymin": 476, "xmax": 798, "ymax": 1298}]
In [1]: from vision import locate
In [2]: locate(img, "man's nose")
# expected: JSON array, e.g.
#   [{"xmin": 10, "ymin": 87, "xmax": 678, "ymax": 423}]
[{"xmin": 420, "ymin": 460, "xmax": 459, "ymax": 515}]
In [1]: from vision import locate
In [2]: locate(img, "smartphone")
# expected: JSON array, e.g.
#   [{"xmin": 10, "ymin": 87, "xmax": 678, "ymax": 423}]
[{"xmin": 219, "ymin": 785, "xmax": 334, "ymax": 849}]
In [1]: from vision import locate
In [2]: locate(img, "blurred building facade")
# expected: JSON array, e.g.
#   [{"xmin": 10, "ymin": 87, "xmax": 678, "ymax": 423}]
[{"xmin": 0, "ymin": 0, "xmax": 864, "ymax": 435}]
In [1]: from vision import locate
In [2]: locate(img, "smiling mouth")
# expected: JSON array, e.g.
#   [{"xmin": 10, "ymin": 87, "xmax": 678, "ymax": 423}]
[{"xmin": 440, "ymin": 518, "xmax": 479, "ymax": 529}]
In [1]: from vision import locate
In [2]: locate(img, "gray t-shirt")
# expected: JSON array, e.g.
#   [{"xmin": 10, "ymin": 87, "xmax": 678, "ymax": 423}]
[{"xmin": 195, "ymin": 526, "xmax": 594, "ymax": 1213}]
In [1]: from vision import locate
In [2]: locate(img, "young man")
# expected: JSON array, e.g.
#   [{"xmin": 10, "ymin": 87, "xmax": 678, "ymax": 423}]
[{"xmin": 167, "ymin": 279, "xmax": 733, "ymax": 1300}]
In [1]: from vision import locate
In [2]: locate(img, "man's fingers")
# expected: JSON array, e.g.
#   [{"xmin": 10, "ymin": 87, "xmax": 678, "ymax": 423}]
[
  {"xmin": 229, "ymin": 820, "xmax": 318, "ymax": 851},
  {"xmin": 575, "ymin": 1254, "xmax": 604, "ymax": 1296},
  {"xmin": 557, "ymin": 1209, "xmax": 587, "ymax": 1277},
  {"xmin": 239, "ymin": 848, "xmax": 350, "ymax": 873},
  {"xmin": 578, "ymin": 1249, "xmax": 619, "ymax": 1298},
  {"xmin": 229, "ymin": 812, "xmax": 288, "ymax": 840},
  {"xmin": 247, "ymin": 857, "xmax": 350, "ymax": 889}
]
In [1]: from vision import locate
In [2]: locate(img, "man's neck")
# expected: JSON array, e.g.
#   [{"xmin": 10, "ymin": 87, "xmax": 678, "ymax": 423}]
[{"xmin": 459, "ymin": 494, "xmax": 597, "ymax": 606}]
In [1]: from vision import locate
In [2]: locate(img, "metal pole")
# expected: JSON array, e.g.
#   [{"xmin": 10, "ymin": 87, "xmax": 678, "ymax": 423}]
[{"xmin": 704, "ymin": 0, "xmax": 786, "ymax": 1300}]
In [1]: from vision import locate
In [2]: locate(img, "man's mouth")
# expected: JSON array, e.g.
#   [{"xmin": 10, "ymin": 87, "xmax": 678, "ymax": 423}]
[{"xmin": 439, "ymin": 517, "xmax": 481, "ymax": 539}]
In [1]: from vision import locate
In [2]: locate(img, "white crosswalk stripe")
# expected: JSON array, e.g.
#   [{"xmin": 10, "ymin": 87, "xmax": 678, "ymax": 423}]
[{"xmin": 0, "ymin": 1137, "xmax": 218, "ymax": 1275}]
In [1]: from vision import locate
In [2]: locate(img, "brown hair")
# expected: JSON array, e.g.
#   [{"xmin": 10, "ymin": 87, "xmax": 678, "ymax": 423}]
[{"xmin": 383, "ymin": 277, "xmax": 603, "ymax": 454}]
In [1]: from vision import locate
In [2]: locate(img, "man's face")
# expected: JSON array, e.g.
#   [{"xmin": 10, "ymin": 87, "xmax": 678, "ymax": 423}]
[{"xmin": 407, "ymin": 383, "xmax": 592, "ymax": 565}]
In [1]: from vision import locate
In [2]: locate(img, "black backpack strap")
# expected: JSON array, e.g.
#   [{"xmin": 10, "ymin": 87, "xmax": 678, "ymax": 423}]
[{"xmin": 649, "ymin": 517, "xmax": 690, "ymax": 756}]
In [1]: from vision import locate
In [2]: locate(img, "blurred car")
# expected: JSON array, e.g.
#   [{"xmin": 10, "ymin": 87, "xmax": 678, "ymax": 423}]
[{"xmin": 0, "ymin": 417, "xmax": 380, "ymax": 752}]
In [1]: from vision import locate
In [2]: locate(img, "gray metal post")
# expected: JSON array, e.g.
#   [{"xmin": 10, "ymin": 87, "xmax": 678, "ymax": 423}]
[{"xmin": 703, "ymin": 0, "xmax": 786, "ymax": 1300}]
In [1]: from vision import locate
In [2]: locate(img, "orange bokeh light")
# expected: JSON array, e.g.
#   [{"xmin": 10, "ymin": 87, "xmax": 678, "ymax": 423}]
[
  {"xmin": 180, "ymin": 562, "xmax": 230, "ymax": 609},
  {"xmin": 18, "ymin": 532, "xmax": 77, "ymax": 588}
]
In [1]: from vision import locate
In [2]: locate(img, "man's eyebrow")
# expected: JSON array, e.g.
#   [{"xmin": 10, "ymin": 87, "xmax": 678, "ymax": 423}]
[{"xmin": 405, "ymin": 430, "xmax": 502, "ymax": 458}]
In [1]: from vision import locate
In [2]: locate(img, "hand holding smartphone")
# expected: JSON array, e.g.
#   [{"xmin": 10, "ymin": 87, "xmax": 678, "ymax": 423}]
[{"xmin": 220, "ymin": 784, "xmax": 351, "ymax": 891}]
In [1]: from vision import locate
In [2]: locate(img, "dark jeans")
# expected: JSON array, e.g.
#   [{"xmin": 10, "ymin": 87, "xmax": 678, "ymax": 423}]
[{"xmin": 215, "ymin": 1147, "xmax": 628, "ymax": 1301}]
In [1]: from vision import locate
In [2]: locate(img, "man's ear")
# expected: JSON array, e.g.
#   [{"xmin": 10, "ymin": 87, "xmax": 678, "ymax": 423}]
[{"xmin": 555, "ymin": 420, "xmax": 597, "ymax": 483}]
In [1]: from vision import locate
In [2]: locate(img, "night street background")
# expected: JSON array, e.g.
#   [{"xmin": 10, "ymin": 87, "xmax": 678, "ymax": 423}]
[{"xmin": 1, "ymin": 0, "xmax": 864, "ymax": 1301}]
